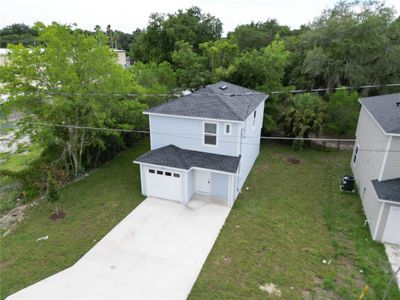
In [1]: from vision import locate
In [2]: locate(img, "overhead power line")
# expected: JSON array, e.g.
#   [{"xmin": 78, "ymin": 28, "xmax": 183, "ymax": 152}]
[
  {"xmin": 2, "ymin": 83, "xmax": 399, "ymax": 98},
  {"xmin": 11, "ymin": 121, "xmax": 400, "ymax": 153}
]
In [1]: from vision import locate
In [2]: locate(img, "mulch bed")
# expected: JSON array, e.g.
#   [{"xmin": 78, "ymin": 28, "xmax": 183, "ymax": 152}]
[
  {"xmin": 287, "ymin": 158, "xmax": 301, "ymax": 164},
  {"xmin": 50, "ymin": 211, "xmax": 66, "ymax": 220}
]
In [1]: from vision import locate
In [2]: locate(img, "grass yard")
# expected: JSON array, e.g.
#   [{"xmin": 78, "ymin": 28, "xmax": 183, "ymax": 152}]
[
  {"xmin": 0, "ymin": 140, "xmax": 148, "ymax": 299},
  {"xmin": 190, "ymin": 143, "xmax": 399, "ymax": 299},
  {"xmin": 1, "ymin": 140, "xmax": 398, "ymax": 299}
]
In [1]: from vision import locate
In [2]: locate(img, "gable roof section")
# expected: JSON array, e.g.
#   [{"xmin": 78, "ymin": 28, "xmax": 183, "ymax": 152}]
[
  {"xmin": 371, "ymin": 178, "xmax": 400, "ymax": 203},
  {"xmin": 134, "ymin": 145, "xmax": 241, "ymax": 174},
  {"xmin": 145, "ymin": 81, "xmax": 268, "ymax": 121},
  {"xmin": 360, "ymin": 93, "xmax": 400, "ymax": 135}
]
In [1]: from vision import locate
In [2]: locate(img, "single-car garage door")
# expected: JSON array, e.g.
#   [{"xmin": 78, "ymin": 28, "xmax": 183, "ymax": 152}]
[
  {"xmin": 146, "ymin": 168, "xmax": 182, "ymax": 202},
  {"xmin": 382, "ymin": 206, "xmax": 400, "ymax": 244}
]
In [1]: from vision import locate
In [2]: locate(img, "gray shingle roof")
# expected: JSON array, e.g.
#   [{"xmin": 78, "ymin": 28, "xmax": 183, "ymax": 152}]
[
  {"xmin": 134, "ymin": 145, "xmax": 241, "ymax": 173},
  {"xmin": 371, "ymin": 178, "xmax": 400, "ymax": 203},
  {"xmin": 360, "ymin": 93, "xmax": 400, "ymax": 134},
  {"xmin": 145, "ymin": 81, "xmax": 267, "ymax": 121}
]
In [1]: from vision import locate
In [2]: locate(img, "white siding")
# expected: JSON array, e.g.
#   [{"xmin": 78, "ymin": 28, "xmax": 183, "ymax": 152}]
[
  {"xmin": 381, "ymin": 137, "xmax": 400, "ymax": 181},
  {"xmin": 351, "ymin": 106, "xmax": 389, "ymax": 236},
  {"xmin": 149, "ymin": 115, "xmax": 241, "ymax": 156},
  {"xmin": 237, "ymin": 101, "xmax": 265, "ymax": 191}
]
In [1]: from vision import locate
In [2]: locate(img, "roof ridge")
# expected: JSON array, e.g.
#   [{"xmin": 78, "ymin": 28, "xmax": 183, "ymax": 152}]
[
  {"xmin": 214, "ymin": 94, "xmax": 242, "ymax": 120},
  {"xmin": 171, "ymin": 145, "xmax": 190, "ymax": 169}
]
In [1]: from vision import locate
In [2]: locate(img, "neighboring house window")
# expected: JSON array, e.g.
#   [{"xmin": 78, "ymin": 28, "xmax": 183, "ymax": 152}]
[
  {"xmin": 204, "ymin": 122, "xmax": 217, "ymax": 145},
  {"xmin": 252, "ymin": 110, "xmax": 257, "ymax": 127},
  {"xmin": 353, "ymin": 145, "xmax": 359, "ymax": 164},
  {"xmin": 225, "ymin": 123, "xmax": 231, "ymax": 135}
]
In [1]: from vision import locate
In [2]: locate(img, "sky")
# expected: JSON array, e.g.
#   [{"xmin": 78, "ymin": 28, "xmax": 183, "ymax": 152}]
[{"xmin": 1, "ymin": 0, "xmax": 400, "ymax": 35}]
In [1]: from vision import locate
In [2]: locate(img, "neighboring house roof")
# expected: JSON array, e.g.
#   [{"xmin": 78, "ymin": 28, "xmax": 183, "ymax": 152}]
[
  {"xmin": 145, "ymin": 81, "xmax": 268, "ymax": 121},
  {"xmin": 134, "ymin": 145, "xmax": 241, "ymax": 174},
  {"xmin": 371, "ymin": 178, "xmax": 400, "ymax": 203},
  {"xmin": 360, "ymin": 93, "xmax": 400, "ymax": 135}
]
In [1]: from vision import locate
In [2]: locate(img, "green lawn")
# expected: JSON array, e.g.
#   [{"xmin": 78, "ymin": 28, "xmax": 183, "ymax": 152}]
[
  {"xmin": 0, "ymin": 140, "xmax": 147, "ymax": 299},
  {"xmin": 1, "ymin": 140, "xmax": 398, "ymax": 299},
  {"xmin": 190, "ymin": 143, "xmax": 399, "ymax": 299}
]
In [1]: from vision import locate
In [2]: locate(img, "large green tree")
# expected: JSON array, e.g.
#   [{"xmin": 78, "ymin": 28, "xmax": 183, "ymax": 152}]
[
  {"xmin": 200, "ymin": 39, "xmax": 238, "ymax": 81},
  {"xmin": 172, "ymin": 40, "xmax": 210, "ymax": 88},
  {"xmin": 0, "ymin": 23, "xmax": 38, "ymax": 47},
  {"xmin": 228, "ymin": 20, "xmax": 290, "ymax": 51},
  {"xmin": 130, "ymin": 7, "xmax": 222, "ymax": 63},
  {"xmin": 228, "ymin": 39, "xmax": 291, "ymax": 91},
  {"xmin": 286, "ymin": 1, "xmax": 400, "ymax": 89},
  {"xmin": 0, "ymin": 23, "xmax": 147, "ymax": 176},
  {"xmin": 325, "ymin": 89, "xmax": 360, "ymax": 138}
]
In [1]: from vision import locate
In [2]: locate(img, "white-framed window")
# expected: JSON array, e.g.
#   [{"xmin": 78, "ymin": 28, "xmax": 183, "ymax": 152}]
[
  {"xmin": 149, "ymin": 169, "xmax": 155, "ymax": 174},
  {"xmin": 225, "ymin": 123, "xmax": 231, "ymax": 135},
  {"xmin": 203, "ymin": 122, "xmax": 218, "ymax": 146},
  {"xmin": 353, "ymin": 144, "xmax": 359, "ymax": 165},
  {"xmin": 252, "ymin": 110, "xmax": 257, "ymax": 128}
]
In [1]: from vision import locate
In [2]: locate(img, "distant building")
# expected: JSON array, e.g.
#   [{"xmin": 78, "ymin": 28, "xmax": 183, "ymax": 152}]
[
  {"xmin": 113, "ymin": 49, "xmax": 130, "ymax": 68},
  {"xmin": 351, "ymin": 93, "xmax": 400, "ymax": 245},
  {"xmin": 0, "ymin": 48, "xmax": 10, "ymax": 66}
]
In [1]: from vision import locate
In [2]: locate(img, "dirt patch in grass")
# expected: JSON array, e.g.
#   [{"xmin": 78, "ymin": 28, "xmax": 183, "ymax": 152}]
[
  {"xmin": 287, "ymin": 158, "xmax": 301, "ymax": 164},
  {"xmin": 49, "ymin": 211, "xmax": 66, "ymax": 220}
]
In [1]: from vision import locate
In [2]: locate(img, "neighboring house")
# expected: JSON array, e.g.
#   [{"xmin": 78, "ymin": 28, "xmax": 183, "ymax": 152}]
[
  {"xmin": 351, "ymin": 93, "xmax": 400, "ymax": 245},
  {"xmin": 0, "ymin": 48, "xmax": 10, "ymax": 66},
  {"xmin": 113, "ymin": 49, "xmax": 130, "ymax": 68},
  {"xmin": 134, "ymin": 81, "xmax": 267, "ymax": 207}
]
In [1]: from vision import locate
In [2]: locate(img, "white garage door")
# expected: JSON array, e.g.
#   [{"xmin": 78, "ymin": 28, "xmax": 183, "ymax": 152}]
[
  {"xmin": 146, "ymin": 168, "xmax": 182, "ymax": 202},
  {"xmin": 382, "ymin": 206, "xmax": 400, "ymax": 244}
]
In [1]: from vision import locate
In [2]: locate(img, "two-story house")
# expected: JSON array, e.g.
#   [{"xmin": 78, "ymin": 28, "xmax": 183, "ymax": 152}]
[
  {"xmin": 351, "ymin": 93, "xmax": 400, "ymax": 245},
  {"xmin": 134, "ymin": 81, "xmax": 267, "ymax": 207}
]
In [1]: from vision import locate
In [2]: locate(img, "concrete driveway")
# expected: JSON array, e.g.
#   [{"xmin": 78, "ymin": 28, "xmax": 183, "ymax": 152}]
[{"xmin": 7, "ymin": 197, "xmax": 231, "ymax": 300}]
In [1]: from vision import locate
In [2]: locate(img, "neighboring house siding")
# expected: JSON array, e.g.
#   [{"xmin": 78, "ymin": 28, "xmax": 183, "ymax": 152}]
[
  {"xmin": 211, "ymin": 173, "xmax": 229, "ymax": 198},
  {"xmin": 149, "ymin": 115, "xmax": 240, "ymax": 156},
  {"xmin": 352, "ymin": 107, "xmax": 389, "ymax": 236},
  {"xmin": 381, "ymin": 137, "xmax": 400, "ymax": 181},
  {"xmin": 237, "ymin": 101, "xmax": 265, "ymax": 191}
]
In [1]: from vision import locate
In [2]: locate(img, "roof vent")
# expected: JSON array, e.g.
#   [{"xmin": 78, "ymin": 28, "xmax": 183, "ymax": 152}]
[
  {"xmin": 219, "ymin": 85, "xmax": 228, "ymax": 91},
  {"xmin": 397, "ymin": 101, "xmax": 400, "ymax": 107}
]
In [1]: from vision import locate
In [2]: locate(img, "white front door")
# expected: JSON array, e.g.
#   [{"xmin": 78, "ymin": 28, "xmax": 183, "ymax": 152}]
[
  {"xmin": 195, "ymin": 170, "xmax": 211, "ymax": 195},
  {"xmin": 382, "ymin": 206, "xmax": 400, "ymax": 244}
]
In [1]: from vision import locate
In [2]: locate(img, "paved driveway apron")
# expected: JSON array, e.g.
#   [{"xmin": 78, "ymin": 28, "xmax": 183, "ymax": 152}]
[{"xmin": 7, "ymin": 197, "xmax": 231, "ymax": 299}]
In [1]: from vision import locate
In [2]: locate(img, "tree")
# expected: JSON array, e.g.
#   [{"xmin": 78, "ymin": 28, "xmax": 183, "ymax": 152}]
[
  {"xmin": 286, "ymin": 1, "xmax": 400, "ymax": 90},
  {"xmin": 130, "ymin": 61, "xmax": 176, "ymax": 107},
  {"xmin": 280, "ymin": 93, "xmax": 326, "ymax": 148},
  {"xmin": 228, "ymin": 38, "xmax": 291, "ymax": 91},
  {"xmin": 0, "ymin": 23, "xmax": 147, "ymax": 177},
  {"xmin": 0, "ymin": 23, "xmax": 38, "ymax": 47},
  {"xmin": 47, "ymin": 174, "xmax": 60, "ymax": 216},
  {"xmin": 326, "ymin": 89, "xmax": 360, "ymax": 141},
  {"xmin": 200, "ymin": 39, "xmax": 238, "ymax": 81},
  {"xmin": 172, "ymin": 41, "xmax": 210, "ymax": 88},
  {"xmin": 130, "ymin": 7, "xmax": 223, "ymax": 63},
  {"xmin": 228, "ymin": 20, "xmax": 290, "ymax": 51}
]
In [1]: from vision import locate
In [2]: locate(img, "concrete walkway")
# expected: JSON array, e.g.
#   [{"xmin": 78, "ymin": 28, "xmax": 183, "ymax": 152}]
[
  {"xmin": 7, "ymin": 197, "xmax": 231, "ymax": 300},
  {"xmin": 384, "ymin": 243, "xmax": 400, "ymax": 289}
]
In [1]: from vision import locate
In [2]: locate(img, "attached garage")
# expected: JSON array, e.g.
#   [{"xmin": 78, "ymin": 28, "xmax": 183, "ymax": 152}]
[
  {"xmin": 134, "ymin": 145, "xmax": 241, "ymax": 206},
  {"xmin": 145, "ymin": 167, "xmax": 182, "ymax": 202}
]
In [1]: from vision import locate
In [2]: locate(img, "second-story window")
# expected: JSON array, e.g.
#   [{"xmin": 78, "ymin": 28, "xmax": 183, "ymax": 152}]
[
  {"xmin": 204, "ymin": 122, "xmax": 217, "ymax": 146},
  {"xmin": 252, "ymin": 110, "xmax": 257, "ymax": 127}
]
